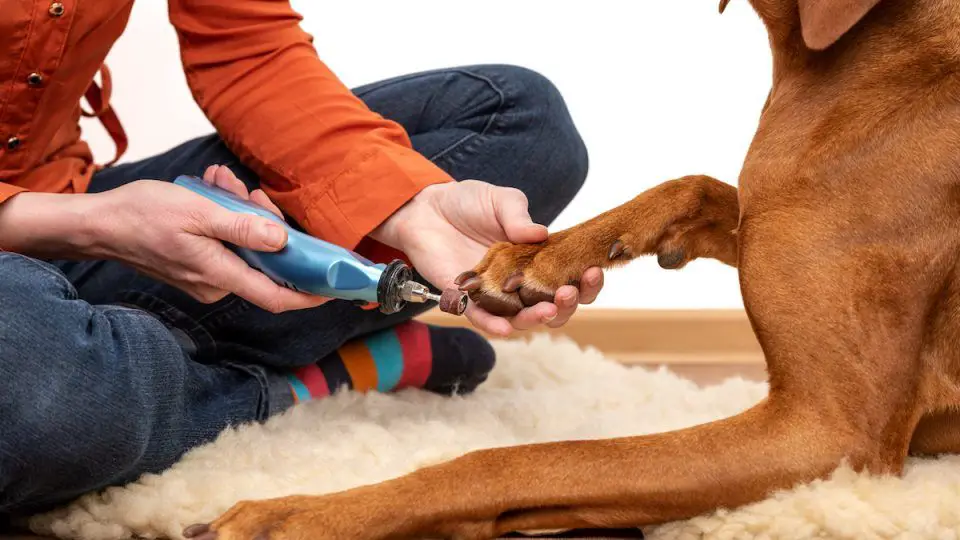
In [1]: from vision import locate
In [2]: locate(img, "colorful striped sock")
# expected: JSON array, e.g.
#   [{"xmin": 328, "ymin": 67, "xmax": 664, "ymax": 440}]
[{"xmin": 285, "ymin": 321, "xmax": 495, "ymax": 403}]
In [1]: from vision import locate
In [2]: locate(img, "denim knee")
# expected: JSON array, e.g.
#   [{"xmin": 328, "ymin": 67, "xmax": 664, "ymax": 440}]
[
  {"xmin": 478, "ymin": 65, "xmax": 590, "ymax": 225},
  {"xmin": 0, "ymin": 254, "xmax": 168, "ymax": 512}
]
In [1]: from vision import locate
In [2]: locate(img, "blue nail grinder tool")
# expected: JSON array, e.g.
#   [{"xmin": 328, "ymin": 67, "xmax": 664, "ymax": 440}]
[{"xmin": 173, "ymin": 175, "xmax": 468, "ymax": 315}]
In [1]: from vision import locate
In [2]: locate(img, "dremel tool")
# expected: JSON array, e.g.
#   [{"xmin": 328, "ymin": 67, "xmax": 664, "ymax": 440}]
[{"xmin": 173, "ymin": 175, "xmax": 468, "ymax": 316}]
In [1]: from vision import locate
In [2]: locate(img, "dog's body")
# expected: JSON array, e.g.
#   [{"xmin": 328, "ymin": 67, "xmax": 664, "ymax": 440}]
[{"xmin": 187, "ymin": 1, "xmax": 960, "ymax": 538}]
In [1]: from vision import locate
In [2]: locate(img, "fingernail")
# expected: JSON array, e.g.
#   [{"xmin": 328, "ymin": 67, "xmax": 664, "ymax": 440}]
[
  {"xmin": 544, "ymin": 313, "xmax": 557, "ymax": 323},
  {"xmin": 262, "ymin": 223, "xmax": 285, "ymax": 248},
  {"xmin": 560, "ymin": 291, "xmax": 576, "ymax": 303}
]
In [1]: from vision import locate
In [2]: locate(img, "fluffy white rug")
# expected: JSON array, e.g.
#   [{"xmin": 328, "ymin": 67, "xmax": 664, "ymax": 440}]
[{"xmin": 27, "ymin": 335, "xmax": 960, "ymax": 540}]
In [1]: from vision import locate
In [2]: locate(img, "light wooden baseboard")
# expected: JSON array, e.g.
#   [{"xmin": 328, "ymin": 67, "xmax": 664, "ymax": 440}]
[{"xmin": 417, "ymin": 308, "xmax": 768, "ymax": 385}]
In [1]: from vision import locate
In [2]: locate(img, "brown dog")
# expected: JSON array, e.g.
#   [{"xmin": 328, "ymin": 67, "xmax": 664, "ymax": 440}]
[{"xmin": 184, "ymin": 0, "xmax": 960, "ymax": 538}]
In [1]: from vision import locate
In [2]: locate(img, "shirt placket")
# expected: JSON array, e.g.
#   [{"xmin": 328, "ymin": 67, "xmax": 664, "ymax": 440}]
[{"xmin": 0, "ymin": 0, "xmax": 73, "ymax": 163}]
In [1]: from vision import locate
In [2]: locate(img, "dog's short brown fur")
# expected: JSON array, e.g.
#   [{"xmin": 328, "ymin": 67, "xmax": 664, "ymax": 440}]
[{"xmin": 186, "ymin": 1, "xmax": 960, "ymax": 538}]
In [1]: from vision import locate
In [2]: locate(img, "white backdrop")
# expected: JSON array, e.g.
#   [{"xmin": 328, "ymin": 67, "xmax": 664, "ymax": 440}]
[{"xmin": 82, "ymin": 1, "xmax": 774, "ymax": 309}]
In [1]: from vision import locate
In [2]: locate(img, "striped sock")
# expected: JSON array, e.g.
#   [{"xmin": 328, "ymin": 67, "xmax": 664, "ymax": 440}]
[{"xmin": 285, "ymin": 321, "xmax": 495, "ymax": 403}]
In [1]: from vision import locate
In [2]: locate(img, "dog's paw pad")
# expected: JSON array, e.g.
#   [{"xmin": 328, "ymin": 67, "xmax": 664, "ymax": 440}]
[
  {"xmin": 518, "ymin": 285, "xmax": 555, "ymax": 306},
  {"xmin": 466, "ymin": 289, "xmax": 525, "ymax": 317},
  {"xmin": 657, "ymin": 249, "xmax": 687, "ymax": 269}
]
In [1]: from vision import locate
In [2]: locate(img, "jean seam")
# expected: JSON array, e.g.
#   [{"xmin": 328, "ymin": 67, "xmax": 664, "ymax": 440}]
[
  {"xmin": 195, "ymin": 295, "xmax": 244, "ymax": 325},
  {"xmin": 222, "ymin": 362, "xmax": 277, "ymax": 421},
  {"xmin": 353, "ymin": 68, "xmax": 507, "ymax": 164},
  {"xmin": 427, "ymin": 69, "xmax": 506, "ymax": 163},
  {"xmin": 199, "ymin": 297, "xmax": 254, "ymax": 329},
  {"xmin": 352, "ymin": 68, "xmax": 459, "ymax": 100}
]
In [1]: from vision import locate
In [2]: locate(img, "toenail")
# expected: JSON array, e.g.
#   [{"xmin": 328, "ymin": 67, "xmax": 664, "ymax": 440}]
[
  {"xmin": 458, "ymin": 276, "xmax": 483, "ymax": 292},
  {"xmin": 608, "ymin": 239, "xmax": 631, "ymax": 260},
  {"xmin": 183, "ymin": 524, "xmax": 210, "ymax": 538},
  {"xmin": 455, "ymin": 271, "xmax": 477, "ymax": 286},
  {"xmin": 502, "ymin": 271, "xmax": 525, "ymax": 293}
]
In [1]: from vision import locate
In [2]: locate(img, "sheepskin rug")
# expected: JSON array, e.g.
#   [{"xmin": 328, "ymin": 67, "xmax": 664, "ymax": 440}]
[{"xmin": 27, "ymin": 335, "xmax": 960, "ymax": 540}]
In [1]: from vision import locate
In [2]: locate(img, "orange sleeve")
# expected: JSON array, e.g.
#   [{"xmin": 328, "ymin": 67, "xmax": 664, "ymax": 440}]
[
  {"xmin": 0, "ymin": 183, "xmax": 27, "ymax": 205},
  {"xmin": 167, "ymin": 0, "xmax": 452, "ymax": 253}
]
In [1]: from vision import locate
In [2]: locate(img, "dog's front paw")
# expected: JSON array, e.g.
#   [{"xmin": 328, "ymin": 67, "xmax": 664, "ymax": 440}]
[{"xmin": 457, "ymin": 241, "xmax": 574, "ymax": 317}]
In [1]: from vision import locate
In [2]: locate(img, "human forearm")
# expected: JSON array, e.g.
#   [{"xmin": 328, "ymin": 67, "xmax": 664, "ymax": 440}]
[
  {"xmin": 0, "ymin": 192, "xmax": 99, "ymax": 259},
  {"xmin": 168, "ymin": 0, "xmax": 452, "ymax": 251}
]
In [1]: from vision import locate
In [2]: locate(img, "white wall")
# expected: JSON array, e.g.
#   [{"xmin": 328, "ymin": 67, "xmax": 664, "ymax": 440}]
[{"xmin": 83, "ymin": 1, "xmax": 774, "ymax": 309}]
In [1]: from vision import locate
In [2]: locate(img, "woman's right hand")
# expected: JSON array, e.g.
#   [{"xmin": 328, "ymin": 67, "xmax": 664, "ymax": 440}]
[{"xmin": 0, "ymin": 165, "xmax": 327, "ymax": 313}]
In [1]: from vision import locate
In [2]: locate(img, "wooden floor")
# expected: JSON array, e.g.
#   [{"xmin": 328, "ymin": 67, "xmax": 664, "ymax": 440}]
[{"xmin": 419, "ymin": 308, "xmax": 768, "ymax": 386}]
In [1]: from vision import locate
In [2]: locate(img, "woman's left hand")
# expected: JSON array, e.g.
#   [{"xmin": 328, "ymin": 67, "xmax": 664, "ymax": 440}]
[{"xmin": 371, "ymin": 180, "xmax": 604, "ymax": 336}]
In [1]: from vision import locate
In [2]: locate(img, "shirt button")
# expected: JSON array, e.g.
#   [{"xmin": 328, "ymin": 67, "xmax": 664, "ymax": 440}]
[
  {"xmin": 27, "ymin": 73, "xmax": 44, "ymax": 87},
  {"xmin": 6, "ymin": 136, "xmax": 21, "ymax": 151},
  {"xmin": 48, "ymin": 2, "xmax": 65, "ymax": 17}
]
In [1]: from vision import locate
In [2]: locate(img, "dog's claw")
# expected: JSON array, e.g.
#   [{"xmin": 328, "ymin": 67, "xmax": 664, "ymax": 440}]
[
  {"xmin": 455, "ymin": 271, "xmax": 478, "ymax": 286},
  {"xmin": 458, "ymin": 276, "xmax": 483, "ymax": 292},
  {"xmin": 183, "ymin": 524, "xmax": 213, "ymax": 539},
  {"xmin": 502, "ymin": 272, "xmax": 525, "ymax": 293},
  {"xmin": 608, "ymin": 239, "xmax": 630, "ymax": 260}
]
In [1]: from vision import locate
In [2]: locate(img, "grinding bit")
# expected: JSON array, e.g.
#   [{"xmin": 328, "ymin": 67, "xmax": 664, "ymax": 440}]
[{"xmin": 438, "ymin": 288, "xmax": 469, "ymax": 315}]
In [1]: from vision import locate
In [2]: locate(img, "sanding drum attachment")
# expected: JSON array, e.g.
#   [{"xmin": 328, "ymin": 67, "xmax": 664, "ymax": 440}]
[{"xmin": 438, "ymin": 288, "xmax": 469, "ymax": 316}]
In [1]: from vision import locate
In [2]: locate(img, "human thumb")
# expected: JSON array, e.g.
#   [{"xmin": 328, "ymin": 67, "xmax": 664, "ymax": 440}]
[
  {"xmin": 495, "ymin": 187, "xmax": 548, "ymax": 244},
  {"xmin": 206, "ymin": 208, "xmax": 288, "ymax": 252}
]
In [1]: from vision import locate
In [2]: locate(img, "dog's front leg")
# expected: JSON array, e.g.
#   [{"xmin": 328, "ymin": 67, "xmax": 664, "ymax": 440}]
[
  {"xmin": 198, "ymin": 393, "xmax": 913, "ymax": 540},
  {"xmin": 455, "ymin": 174, "xmax": 740, "ymax": 317}
]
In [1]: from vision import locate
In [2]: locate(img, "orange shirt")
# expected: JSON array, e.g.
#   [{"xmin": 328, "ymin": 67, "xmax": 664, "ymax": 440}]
[{"xmin": 0, "ymin": 0, "xmax": 451, "ymax": 255}]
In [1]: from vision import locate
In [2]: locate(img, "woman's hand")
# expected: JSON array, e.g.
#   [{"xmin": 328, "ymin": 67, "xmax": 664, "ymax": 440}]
[
  {"xmin": 372, "ymin": 180, "xmax": 604, "ymax": 336},
  {"xmin": 0, "ymin": 165, "xmax": 327, "ymax": 313}
]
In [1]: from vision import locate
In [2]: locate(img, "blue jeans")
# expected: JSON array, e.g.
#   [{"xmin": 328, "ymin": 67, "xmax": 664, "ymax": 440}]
[{"xmin": 0, "ymin": 65, "xmax": 587, "ymax": 517}]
